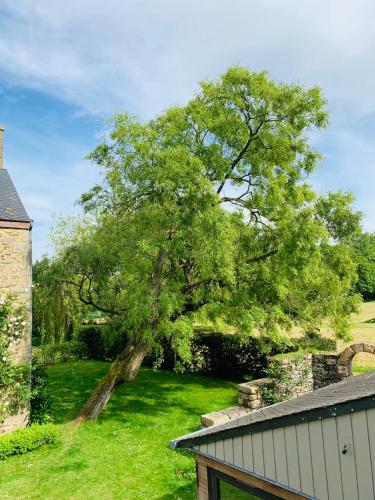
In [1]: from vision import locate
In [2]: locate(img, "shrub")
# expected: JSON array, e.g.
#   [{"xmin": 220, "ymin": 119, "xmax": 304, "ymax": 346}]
[
  {"xmin": 147, "ymin": 331, "xmax": 294, "ymax": 381},
  {"xmin": 293, "ymin": 330, "xmax": 336, "ymax": 352},
  {"xmin": 0, "ymin": 295, "xmax": 29, "ymax": 422},
  {"xmin": 33, "ymin": 340, "xmax": 88, "ymax": 365},
  {"xmin": 75, "ymin": 325, "xmax": 128, "ymax": 360},
  {"xmin": 75, "ymin": 326, "xmax": 106, "ymax": 360},
  {"xmin": 0, "ymin": 424, "xmax": 58, "ymax": 460},
  {"xmin": 30, "ymin": 363, "xmax": 53, "ymax": 424},
  {"xmin": 261, "ymin": 353, "xmax": 311, "ymax": 405}
]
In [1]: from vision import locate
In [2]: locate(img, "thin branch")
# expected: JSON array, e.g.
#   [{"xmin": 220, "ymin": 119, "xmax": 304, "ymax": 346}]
[
  {"xmin": 247, "ymin": 249, "xmax": 278, "ymax": 263},
  {"xmin": 61, "ymin": 277, "xmax": 123, "ymax": 316}
]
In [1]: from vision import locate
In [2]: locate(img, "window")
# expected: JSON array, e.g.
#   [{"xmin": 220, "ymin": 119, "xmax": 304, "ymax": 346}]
[{"xmin": 208, "ymin": 468, "xmax": 281, "ymax": 500}]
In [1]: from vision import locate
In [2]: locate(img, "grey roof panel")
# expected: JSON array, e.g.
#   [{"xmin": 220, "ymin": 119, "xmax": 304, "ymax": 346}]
[
  {"xmin": 171, "ymin": 370, "xmax": 375, "ymax": 449},
  {"xmin": 0, "ymin": 169, "xmax": 31, "ymax": 222}
]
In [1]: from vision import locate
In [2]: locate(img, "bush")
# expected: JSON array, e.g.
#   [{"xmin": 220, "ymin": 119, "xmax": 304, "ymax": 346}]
[
  {"xmin": 33, "ymin": 340, "xmax": 88, "ymax": 365},
  {"xmin": 147, "ymin": 331, "xmax": 294, "ymax": 381},
  {"xmin": 75, "ymin": 325, "xmax": 127, "ymax": 360},
  {"xmin": 75, "ymin": 326, "xmax": 106, "ymax": 360},
  {"xmin": 293, "ymin": 330, "xmax": 337, "ymax": 352},
  {"xmin": 261, "ymin": 353, "xmax": 311, "ymax": 405},
  {"xmin": 30, "ymin": 363, "xmax": 53, "ymax": 424},
  {"xmin": 0, "ymin": 424, "xmax": 59, "ymax": 460}
]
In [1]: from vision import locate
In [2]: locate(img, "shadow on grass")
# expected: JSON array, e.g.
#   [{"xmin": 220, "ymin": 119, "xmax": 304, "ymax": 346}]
[{"xmin": 47, "ymin": 360, "xmax": 237, "ymax": 425}]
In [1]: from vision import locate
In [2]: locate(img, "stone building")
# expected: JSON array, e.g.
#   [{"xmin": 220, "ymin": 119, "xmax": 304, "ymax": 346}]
[{"xmin": 0, "ymin": 125, "xmax": 32, "ymax": 433}]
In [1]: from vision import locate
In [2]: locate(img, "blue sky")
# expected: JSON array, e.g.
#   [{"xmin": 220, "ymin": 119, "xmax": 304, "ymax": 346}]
[{"xmin": 0, "ymin": 0, "xmax": 374, "ymax": 259}]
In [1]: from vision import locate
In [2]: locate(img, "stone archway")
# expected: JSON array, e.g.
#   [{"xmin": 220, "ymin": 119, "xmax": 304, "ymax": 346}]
[{"xmin": 337, "ymin": 343, "xmax": 375, "ymax": 378}]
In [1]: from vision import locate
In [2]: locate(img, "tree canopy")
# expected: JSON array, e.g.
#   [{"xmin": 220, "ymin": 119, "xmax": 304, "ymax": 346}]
[
  {"xmin": 352, "ymin": 232, "xmax": 375, "ymax": 301},
  {"xmin": 42, "ymin": 67, "xmax": 361, "ymax": 418}
]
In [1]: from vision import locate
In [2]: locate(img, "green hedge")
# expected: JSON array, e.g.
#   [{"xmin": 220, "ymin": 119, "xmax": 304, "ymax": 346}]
[
  {"xmin": 33, "ymin": 340, "xmax": 88, "ymax": 365},
  {"xmin": 146, "ymin": 332, "xmax": 294, "ymax": 381},
  {"xmin": 38, "ymin": 325, "xmax": 334, "ymax": 382},
  {"xmin": 0, "ymin": 424, "xmax": 59, "ymax": 460},
  {"xmin": 75, "ymin": 325, "xmax": 127, "ymax": 360},
  {"xmin": 74, "ymin": 325, "xmax": 294, "ymax": 380},
  {"xmin": 30, "ymin": 363, "xmax": 53, "ymax": 424},
  {"xmin": 293, "ymin": 330, "xmax": 337, "ymax": 352}
]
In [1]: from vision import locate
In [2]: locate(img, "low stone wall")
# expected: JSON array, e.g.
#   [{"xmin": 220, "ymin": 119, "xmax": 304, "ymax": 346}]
[
  {"xmin": 276, "ymin": 354, "xmax": 314, "ymax": 397},
  {"xmin": 201, "ymin": 345, "xmax": 375, "ymax": 428},
  {"xmin": 312, "ymin": 353, "xmax": 341, "ymax": 389},
  {"xmin": 201, "ymin": 406, "xmax": 254, "ymax": 428},
  {"xmin": 237, "ymin": 378, "xmax": 269, "ymax": 410}
]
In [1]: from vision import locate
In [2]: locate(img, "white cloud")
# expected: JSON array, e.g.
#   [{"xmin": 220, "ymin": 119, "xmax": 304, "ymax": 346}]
[
  {"xmin": 0, "ymin": 0, "xmax": 374, "ymax": 258},
  {"xmin": 0, "ymin": 0, "xmax": 375, "ymax": 118}
]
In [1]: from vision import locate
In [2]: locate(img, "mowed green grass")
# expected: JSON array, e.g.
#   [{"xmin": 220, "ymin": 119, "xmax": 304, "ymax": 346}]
[{"xmin": 0, "ymin": 361, "xmax": 237, "ymax": 499}]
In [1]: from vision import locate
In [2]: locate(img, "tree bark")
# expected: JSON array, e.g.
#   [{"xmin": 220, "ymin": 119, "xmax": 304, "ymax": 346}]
[{"xmin": 75, "ymin": 339, "xmax": 149, "ymax": 422}]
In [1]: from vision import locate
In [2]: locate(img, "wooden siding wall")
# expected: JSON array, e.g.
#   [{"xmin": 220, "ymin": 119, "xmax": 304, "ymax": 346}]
[{"xmin": 194, "ymin": 407, "xmax": 375, "ymax": 500}]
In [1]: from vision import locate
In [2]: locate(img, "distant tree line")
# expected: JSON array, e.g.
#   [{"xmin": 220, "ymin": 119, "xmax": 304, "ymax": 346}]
[{"xmin": 352, "ymin": 232, "xmax": 375, "ymax": 301}]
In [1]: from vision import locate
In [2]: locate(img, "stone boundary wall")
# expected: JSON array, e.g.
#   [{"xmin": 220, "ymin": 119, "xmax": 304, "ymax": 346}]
[
  {"xmin": 237, "ymin": 353, "xmax": 339, "ymax": 412},
  {"xmin": 312, "ymin": 353, "xmax": 341, "ymax": 388},
  {"xmin": 201, "ymin": 344, "xmax": 375, "ymax": 427},
  {"xmin": 238, "ymin": 378, "xmax": 269, "ymax": 410}
]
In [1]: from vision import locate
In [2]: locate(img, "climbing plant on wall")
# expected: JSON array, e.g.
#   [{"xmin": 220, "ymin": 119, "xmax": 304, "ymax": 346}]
[{"xmin": 0, "ymin": 295, "xmax": 29, "ymax": 423}]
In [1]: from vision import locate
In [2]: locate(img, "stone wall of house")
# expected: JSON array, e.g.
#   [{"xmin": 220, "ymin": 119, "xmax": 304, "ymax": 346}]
[{"xmin": 0, "ymin": 226, "xmax": 32, "ymax": 434}]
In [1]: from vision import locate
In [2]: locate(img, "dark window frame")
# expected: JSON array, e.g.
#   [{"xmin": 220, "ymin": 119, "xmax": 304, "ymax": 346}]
[{"xmin": 208, "ymin": 467, "xmax": 281, "ymax": 500}]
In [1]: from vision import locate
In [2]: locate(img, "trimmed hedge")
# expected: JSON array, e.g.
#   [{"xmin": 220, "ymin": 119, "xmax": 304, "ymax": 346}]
[
  {"xmin": 74, "ymin": 325, "xmax": 296, "ymax": 380},
  {"xmin": 40, "ymin": 325, "xmax": 334, "ymax": 382},
  {"xmin": 0, "ymin": 424, "xmax": 59, "ymax": 460},
  {"xmin": 146, "ymin": 331, "xmax": 294, "ymax": 381}
]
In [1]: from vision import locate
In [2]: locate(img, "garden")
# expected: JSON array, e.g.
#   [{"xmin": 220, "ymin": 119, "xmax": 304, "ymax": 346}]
[
  {"xmin": 0, "ymin": 361, "xmax": 237, "ymax": 499},
  {"xmin": 1, "ymin": 299, "xmax": 375, "ymax": 498},
  {"xmin": 1, "ymin": 66, "xmax": 375, "ymax": 499}
]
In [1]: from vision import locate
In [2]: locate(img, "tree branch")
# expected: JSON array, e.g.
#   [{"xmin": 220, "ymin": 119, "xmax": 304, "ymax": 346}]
[
  {"xmin": 247, "ymin": 249, "xmax": 278, "ymax": 263},
  {"xmin": 61, "ymin": 277, "xmax": 123, "ymax": 316}
]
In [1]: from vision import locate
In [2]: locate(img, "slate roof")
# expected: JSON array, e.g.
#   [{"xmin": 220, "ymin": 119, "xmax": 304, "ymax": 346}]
[
  {"xmin": 171, "ymin": 370, "xmax": 375, "ymax": 449},
  {"xmin": 0, "ymin": 169, "xmax": 31, "ymax": 222}
]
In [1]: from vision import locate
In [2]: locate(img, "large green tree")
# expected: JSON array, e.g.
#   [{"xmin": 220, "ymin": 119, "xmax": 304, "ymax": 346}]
[
  {"xmin": 52, "ymin": 68, "xmax": 360, "ymax": 420},
  {"xmin": 352, "ymin": 232, "xmax": 375, "ymax": 301}
]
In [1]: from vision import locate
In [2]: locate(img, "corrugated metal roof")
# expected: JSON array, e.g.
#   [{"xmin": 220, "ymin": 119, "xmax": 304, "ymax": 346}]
[
  {"xmin": 0, "ymin": 169, "xmax": 31, "ymax": 222},
  {"xmin": 171, "ymin": 370, "xmax": 375, "ymax": 449}
]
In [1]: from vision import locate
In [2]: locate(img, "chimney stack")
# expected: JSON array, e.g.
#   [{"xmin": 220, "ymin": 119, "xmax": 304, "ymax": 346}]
[{"xmin": 0, "ymin": 125, "xmax": 4, "ymax": 169}]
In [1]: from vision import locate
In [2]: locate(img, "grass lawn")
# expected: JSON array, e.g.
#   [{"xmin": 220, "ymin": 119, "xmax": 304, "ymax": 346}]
[
  {"xmin": 290, "ymin": 301, "xmax": 375, "ymax": 375},
  {"xmin": 0, "ymin": 361, "xmax": 237, "ymax": 499},
  {"xmin": 339, "ymin": 301, "xmax": 375, "ymax": 374}
]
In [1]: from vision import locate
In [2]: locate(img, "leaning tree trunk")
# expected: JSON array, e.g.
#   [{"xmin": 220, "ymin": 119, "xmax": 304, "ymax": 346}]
[
  {"xmin": 76, "ymin": 340, "xmax": 149, "ymax": 422},
  {"xmin": 76, "ymin": 250, "xmax": 165, "ymax": 423}
]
